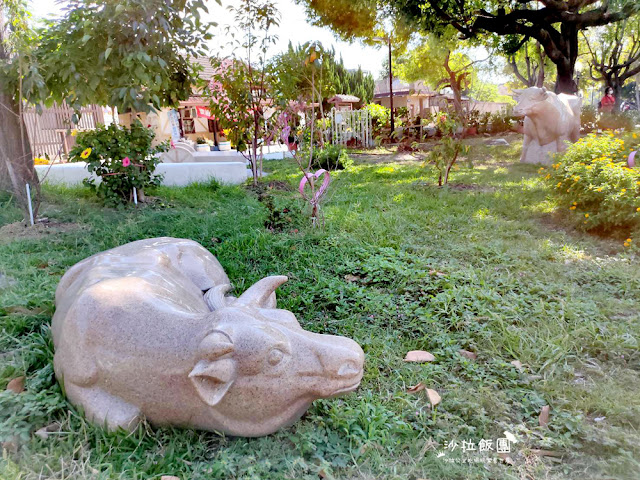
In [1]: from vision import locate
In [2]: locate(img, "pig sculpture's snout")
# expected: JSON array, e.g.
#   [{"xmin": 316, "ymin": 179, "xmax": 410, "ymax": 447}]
[{"xmin": 305, "ymin": 334, "xmax": 365, "ymax": 397}]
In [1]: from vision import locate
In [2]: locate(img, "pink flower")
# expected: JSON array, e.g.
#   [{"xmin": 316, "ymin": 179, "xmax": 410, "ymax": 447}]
[
  {"xmin": 122, "ymin": 157, "xmax": 131, "ymax": 167},
  {"xmin": 170, "ymin": 141, "xmax": 175, "ymax": 149}
]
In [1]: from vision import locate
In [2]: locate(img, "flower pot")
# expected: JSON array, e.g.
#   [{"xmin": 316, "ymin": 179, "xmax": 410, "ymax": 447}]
[
  {"xmin": 196, "ymin": 144, "xmax": 210, "ymax": 152},
  {"xmin": 218, "ymin": 141, "xmax": 232, "ymax": 151}
]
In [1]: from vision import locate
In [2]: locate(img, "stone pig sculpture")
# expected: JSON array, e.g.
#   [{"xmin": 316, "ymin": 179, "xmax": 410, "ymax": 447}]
[
  {"xmin": 513, "ymin": 87, "xmax": 581, "ymax": 165},
  {"xmin": 52, "ymin": 237, "xmax": 365, "ymax": 437}
]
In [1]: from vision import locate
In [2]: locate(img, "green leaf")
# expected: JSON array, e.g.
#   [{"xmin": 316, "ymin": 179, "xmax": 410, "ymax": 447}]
[{"xmin": 104, "ymin": 47, "xmax": 112, "ymax": 60}]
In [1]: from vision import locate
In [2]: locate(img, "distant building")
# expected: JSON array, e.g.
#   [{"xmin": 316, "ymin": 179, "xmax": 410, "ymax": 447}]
[
  {"xmin": 373, "ymin": 77, "xmax": 509, "ymax": 117},
  {"xmin": 327, "ymin": 94, "xmax": 361, "ymax": 111}
]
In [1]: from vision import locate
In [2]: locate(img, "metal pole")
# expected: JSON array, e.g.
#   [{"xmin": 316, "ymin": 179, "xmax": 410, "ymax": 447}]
[
  {"xmin": 388, "ymin": 37, "xmax": 394, "ymax": 135},
  {"xmin": 25, "ymin": 183, "xmax": 34, "ymax": 226}
]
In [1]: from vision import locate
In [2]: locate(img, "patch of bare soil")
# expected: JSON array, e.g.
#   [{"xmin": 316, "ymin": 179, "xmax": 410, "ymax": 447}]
[{"xmin": 0, "ymin": 218, "xmax": 83, "ymax": 242}]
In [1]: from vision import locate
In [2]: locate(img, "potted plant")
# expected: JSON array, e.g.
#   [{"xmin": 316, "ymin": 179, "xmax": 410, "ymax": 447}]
[
  {"xmin": 465, "ymin": 109, "xmax": 480, "ymax": 136},
  {"xmin": 195, "ymin": 137, "xmax": 210, "ymax": 151},
  {"xmin": 218, "ymin": 129, "xmax": 232, "ymax": 151}
]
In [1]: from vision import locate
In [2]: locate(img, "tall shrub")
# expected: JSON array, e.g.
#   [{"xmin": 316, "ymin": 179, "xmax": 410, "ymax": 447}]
[{"xmin": 69, "ymin": 122, "xmax": 167, "ymax": 206}]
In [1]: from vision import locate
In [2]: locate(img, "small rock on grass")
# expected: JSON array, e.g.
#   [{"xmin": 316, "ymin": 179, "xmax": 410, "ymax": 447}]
[
  {"xmin": 6, "ymin": 376, "xmax": 25, "ymax": 393},
  {"xmin": 404, "ymin": 351, "xmax": 436, "ymax": 362}
]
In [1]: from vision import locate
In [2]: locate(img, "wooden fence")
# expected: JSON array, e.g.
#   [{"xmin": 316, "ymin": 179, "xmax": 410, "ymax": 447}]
[{"xmin": 23, "ymin": 104, "xmax": 105, "ymax": 160}]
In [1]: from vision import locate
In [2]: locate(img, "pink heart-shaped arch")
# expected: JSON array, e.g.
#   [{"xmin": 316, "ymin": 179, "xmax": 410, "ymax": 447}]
[{"xmin": 299, "ymin": 169, "xmax": 331, "ymax": 204}]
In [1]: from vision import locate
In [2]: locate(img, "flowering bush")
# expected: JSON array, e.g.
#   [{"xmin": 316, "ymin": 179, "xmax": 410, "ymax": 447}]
[
  {"xmin": 543, "ymin": 132, "xmax": 640, "ymax": 242},
  {"xmin": 69, "ymin": 121, "xmax": 167, "ymax": 206}
]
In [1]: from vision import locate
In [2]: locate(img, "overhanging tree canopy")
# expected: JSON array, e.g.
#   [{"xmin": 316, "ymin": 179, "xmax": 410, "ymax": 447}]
[{"xmin": 296, "ymin": 0, "xmax": 640, "ymax": 94}]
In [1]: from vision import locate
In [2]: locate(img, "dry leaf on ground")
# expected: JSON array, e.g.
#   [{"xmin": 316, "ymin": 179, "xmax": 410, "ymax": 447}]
[
  {"xmin": 35, "ymin": 423, "xmax": 60, "ymax": 440},
  {"xmin": 458, "ymin": 349, "xmax": 477, "ymax": 360},
  {"xmin": 6, "ymin": 376, "xmax": 25, "ymax": 393},
  {"xmin": 407, "ymin": 382, "xmax": 426, "ymax": 394},
  {"xmin": 404, "ymin": 350, "xmax": 436, "ymax": 362},
  {"xmin": 498, "ymin": 453, "xmax": 514, "ymax": 465},
  {"xmin": 510, "ymin": 360, "xmax": 524, "ymax": 371},
  {"xmin": 539, "ymin": 405, "xmax": 550, "ymax": 427},
  {"xmin": 426, "ymin": 388, "xmax": 441, "ymax": 407},
  {"xmin": 529, "ymin": 449, "xmax": 561, "ymax": 457}
]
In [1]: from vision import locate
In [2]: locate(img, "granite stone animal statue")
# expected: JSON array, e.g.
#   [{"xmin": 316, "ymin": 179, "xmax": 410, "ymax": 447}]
[
  {"xmin": 512, "ymin": 87, "xmax": 581, "ymax": 165},
  {"xmin": 52, "ymin": 237, "xmax": 365, "ymax": 437}
]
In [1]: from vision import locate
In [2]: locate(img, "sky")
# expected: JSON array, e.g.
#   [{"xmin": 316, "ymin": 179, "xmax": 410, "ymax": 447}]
[{"xmin": 29, "ymin": 0, "xmax": 389, "ymax": 78}]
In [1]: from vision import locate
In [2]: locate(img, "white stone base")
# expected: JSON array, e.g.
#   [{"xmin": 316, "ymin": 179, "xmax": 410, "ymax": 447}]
[
  {"xmin": 520, "ymin": 138, "xmax": 559, "ymax": 165},
  {"xmin": 35, "ymin": 161, "xmax": 248, "ymax": 187}
]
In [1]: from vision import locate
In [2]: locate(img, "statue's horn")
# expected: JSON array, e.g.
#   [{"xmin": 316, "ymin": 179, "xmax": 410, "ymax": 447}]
[
  {"xmin": 204, "ymin": 284, "xmax": 234, "ymax": 311},
  {"xmin": 234, "ymin": 275, "xmax": 288, "ymax": 308}
]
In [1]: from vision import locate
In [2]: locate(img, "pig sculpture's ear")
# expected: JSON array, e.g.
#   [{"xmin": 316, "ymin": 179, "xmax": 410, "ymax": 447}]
[
  {"xmin": 234, "ymin": 275, "xmax": 288, "ymax": 309},
  {"xmin": 189, "ymin": 331, "xmax": 236, "ymax": 406}
]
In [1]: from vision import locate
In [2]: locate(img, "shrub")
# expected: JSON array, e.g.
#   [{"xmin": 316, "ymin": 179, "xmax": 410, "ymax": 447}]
[
  {"xmin": 69, "ymin": 121, "xmax": 167, "ymax": 206},
  {"xmin": 581, "ymin": 104, "xmax": 598, "ymax": 132},
  {"xmin": 543, "ymin": 132, "xmax": 640, "ymax": 238},
  {"xmin": 488, "ymin": 111, "xmax": 513, "ymax": 133},
  {"xmin": 365, "ymin": 103, "xmax": 390, "ymax": 137},
  {"xmin": 311, "ymin": 145, "xmax": 353, "ymax": 170},
  {"xmin": 598, "ymin": 111, "xmax": 636, "ymax": 131}
]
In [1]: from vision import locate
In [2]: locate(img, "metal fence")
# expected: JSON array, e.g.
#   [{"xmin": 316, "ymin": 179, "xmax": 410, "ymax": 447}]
[{"xmin": 23, "ymin": 104, "xmax": 105, "ymax": 160}]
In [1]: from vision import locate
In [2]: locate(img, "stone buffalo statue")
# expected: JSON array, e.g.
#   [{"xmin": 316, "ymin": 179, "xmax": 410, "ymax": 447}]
[
  {"xmin": 52, "ymin": 237, "xmax": 365, "ymax": 437},
  {"xmin": 513, "ymin": 87, "xmax": 581, "ymax": 164}
]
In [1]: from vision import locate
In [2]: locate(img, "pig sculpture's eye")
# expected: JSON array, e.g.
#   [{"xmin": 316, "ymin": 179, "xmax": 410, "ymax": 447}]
[{"xmin": 268, "ymin": 348, "xmax": 285, "ymax": 366}]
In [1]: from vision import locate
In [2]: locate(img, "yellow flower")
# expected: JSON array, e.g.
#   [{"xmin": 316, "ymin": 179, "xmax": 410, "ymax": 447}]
[
  {"xmin": 584, "ymin": 213, "xmax": 589, "ymax": 218},
  {"xmin": 633, "ymin": 133, "xmax": 638, "ymax": 139},
  {"xmin": 80, "ymin": 147, "xmax": 92, "ymax": 159},
  {"xmin": 627, "ymin": 238, "xmax": 632, "ymax": 243},
  {"xmin": 597, "ymin": 187, "xmax": 603, "ymax": 192},
  {"xmin": 621, "ymin": 189, "xmax": 627, "ymax": 193},
  {"xmin": 570, "ymin": 206, "xmax": 576, "ymax": 210},
  {"xmin": 637, "ymin": 207, "xmax": 640, "ymax": 212},
  {"xmin": 545, "ymin": 174, "xmax": 551, "ymax": 179},
  {"xmin": 71, "ymin": 129, "xmax": 78, "ymax": 137},
  {"xmin": 624, "ymin": 242, "xmax": 630, "ymax": 247},
  {"xmin": 557, "ymin": 182, "xmax": 562, "ymax": 188},
  {"xmin": 586, "ymin": 165, "xmax": 593, "ymax": 170},
  {"xmin": 34, "ymin": 157, "xmax": 48, "ymax": 165}
]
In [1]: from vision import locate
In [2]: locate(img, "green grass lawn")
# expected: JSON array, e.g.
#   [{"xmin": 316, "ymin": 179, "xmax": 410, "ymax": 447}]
[{"xmin": 1, "ymin": 137, "xmax": 639, "ymax": 479}]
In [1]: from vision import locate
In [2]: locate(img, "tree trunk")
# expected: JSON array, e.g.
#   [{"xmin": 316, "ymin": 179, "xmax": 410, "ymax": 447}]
[
  {"xmin": 554, "ymin": 63, "xmax": 578, "ymax": 95},
  {"xmin": 535, "ymin": 43, "xmax": 545, "ymax": 88},
  {"xmin": 553, "ymin": 24, "xmax": 579, "ymax": 94},
  {"xmin": 0, "ymin": 91, "xmax": 40, "ymax": 219}
]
